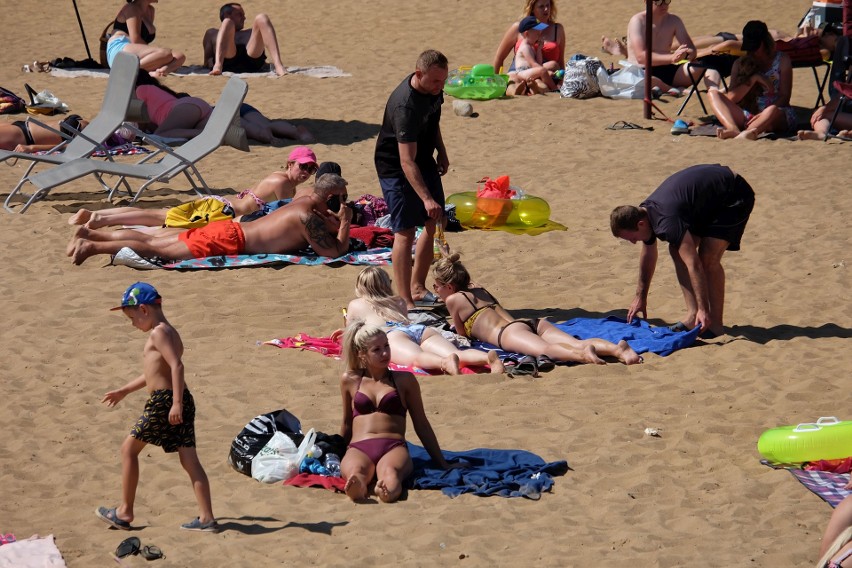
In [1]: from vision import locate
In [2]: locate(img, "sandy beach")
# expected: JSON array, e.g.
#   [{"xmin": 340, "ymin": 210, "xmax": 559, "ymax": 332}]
[{"xmin": 0, "ymin": 0, "xmax": 850, "ymax": 565}]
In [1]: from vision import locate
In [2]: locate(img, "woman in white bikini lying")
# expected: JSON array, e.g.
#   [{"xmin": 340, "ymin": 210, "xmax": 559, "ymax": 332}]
[
  {"xmin": 342, "ymin": 266, "xmax": 503, "ymax": 375},
  {"xmin": 431, "ymin": 253, "xmax": 643, "ymax": 368}
]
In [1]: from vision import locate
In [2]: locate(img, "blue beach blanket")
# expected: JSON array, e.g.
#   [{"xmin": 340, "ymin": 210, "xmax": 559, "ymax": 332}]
[
  {"xmin": 472, "ymin": 316, "xmax": 698, "ymax": 358},
  {"xmin": 554, "ymin": 316, "xmax": 699, "ymax": 356},
  {"xmin": 406, "ymin": 443, "xmax": 569, "ymax": 499},
  {"xmin": 110, "ymin": 247, "xmax": 393, "ymax": 270}
]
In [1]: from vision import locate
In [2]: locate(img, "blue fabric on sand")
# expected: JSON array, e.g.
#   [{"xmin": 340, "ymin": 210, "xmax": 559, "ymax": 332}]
[
  {"xmin": 406, "ymin": 443, "xmax": 569, "ymax": 499},
  {"xmin": 552, "ymin": 316, "xmax": 699, "ymax": 356}
]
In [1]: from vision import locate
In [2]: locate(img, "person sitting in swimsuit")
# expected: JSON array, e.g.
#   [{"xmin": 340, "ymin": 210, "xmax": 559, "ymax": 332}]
[
  {"xmin": 507, "ymin": 16, "xmax": 559, "ymax": 95},
  {"xmin": 202, "ymin": 3, "xmax": 287, "ymax": 76},
  {"xmin": 67, "ymin": 172, "xmax": 352, "ymax": 265},
  {"xmin": 339, "ymin": 321, "xmax": 462, "ymax": 503},
  {"xmin": 106, "ymin": 0, "xmax": 185, "ymax": 77},
  {"xmin": 492, "ymin": 0, "xmax": 566, "ymax": 75},
  {"xmin": 708, "ymin": 20, "xmax": 795, "ymax": 140},
  {"xmin": 431, "ymin": 253, "xmax": 643, "ymax": 368},
  {"xmin": 0, "ymin": 115, "xmax": 89, "ymax": 153},
  {"xmin": 341, "ymin": 266, "xmax": 504, "ymax": 375},
  {"xmin": 67, "ymin": 148, "xmax": 323, "ymax": 231}
]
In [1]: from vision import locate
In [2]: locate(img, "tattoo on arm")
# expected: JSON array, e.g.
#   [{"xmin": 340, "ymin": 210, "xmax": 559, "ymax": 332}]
[{"xmin": 303, "ymin": 213, "xmax": 335, "ymax": 251}]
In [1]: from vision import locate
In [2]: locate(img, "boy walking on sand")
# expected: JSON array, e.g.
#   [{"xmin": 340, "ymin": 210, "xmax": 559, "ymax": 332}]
[{"xmin": 95, "ymin": 282, "xmax": 218, "ymax": 532}]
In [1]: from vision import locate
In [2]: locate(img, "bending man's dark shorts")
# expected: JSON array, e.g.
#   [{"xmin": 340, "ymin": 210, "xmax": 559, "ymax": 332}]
[
  {"xmin": 697, "ymin": 175, "xmax": 755, "ymax": 251},
  {"xmin": 379, "ymin": 167, "xmax": 444, "ymax": 233},
  {"xmin": 130, "ymin": 389, "xmax": 196, "ymax": 453}
]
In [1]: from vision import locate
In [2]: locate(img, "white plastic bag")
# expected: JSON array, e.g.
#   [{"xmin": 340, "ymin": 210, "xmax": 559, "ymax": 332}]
[
  {"xmin": 251, "ymin": 428, "xmax": 316, "ymax": 484},
  {"xmin": 597, "ymin": 61, "xmax": 646, "ymax": 100}
]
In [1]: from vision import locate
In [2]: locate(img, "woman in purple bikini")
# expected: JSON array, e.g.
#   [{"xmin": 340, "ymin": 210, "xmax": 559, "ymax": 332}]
[{"xmin": 338, "ymin": 321, "xmax": 461, "ymax": 503}]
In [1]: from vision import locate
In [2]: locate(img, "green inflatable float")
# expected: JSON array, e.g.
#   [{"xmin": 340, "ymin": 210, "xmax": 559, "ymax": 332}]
[{"xmin": 444, "ymin": 64, "xmax": 509, "ymax": 100}]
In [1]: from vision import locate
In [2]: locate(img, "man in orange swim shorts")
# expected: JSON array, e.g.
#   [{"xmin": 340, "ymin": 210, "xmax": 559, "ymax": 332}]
[{"xmin": 68, "ymin": 174, "xmax": 353, "ymax": 265}]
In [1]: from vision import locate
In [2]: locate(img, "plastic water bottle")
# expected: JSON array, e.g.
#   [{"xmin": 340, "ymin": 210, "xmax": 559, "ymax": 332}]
[
  {"xmin": 324, "ymin": 453, "xmax": 341, "ymax": 477},
  {"xmin": 300, "ymin": 457, "xmax": 331, "ymax": 476},
  {"xmin": 433, "ymin": 225, "xmax": 447, "ymax": 260},
  {"xmin": 307, "ymin": 444, "xmax": 323, "ymax": 460}
]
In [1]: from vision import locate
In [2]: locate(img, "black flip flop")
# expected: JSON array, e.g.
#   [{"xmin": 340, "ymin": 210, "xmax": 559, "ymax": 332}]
[
  {"xmin": 536, "ymin": 355, "xmax": 556, "ymax": 372},
  {"xmin": 114, "ymin": 536, "xmax": 140, "ymax": 559},
  {"xmin": 606, "ymin": 121, "xmax": 653, "ymax": 131},
  {"xmin": 140, "ymin": 545, "xmax": 166, "ymax": 561}
]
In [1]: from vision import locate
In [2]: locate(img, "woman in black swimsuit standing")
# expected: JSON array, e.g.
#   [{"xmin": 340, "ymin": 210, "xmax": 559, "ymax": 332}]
[{"xmin": 432, "ymin": 254, "xmax": 643, "ymax": 369}]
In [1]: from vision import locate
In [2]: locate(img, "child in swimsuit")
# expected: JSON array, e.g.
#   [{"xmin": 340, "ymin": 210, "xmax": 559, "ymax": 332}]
[
  {"xmin": 338, "ymin": 322, "xmax": 461, "ymax": 503},
  {"xmin": 509, "ymin": 16, "xmax": 559, "ymax": 95},
  {"xmin": 432, "ymin": 253, "xmax": 644, "ymax": 367}
]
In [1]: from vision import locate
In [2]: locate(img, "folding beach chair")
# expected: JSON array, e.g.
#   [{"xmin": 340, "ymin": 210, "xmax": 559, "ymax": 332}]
[
  {"xmin": 676, "ymin": 55, "xmax": 735, "ymax": 116},
  {"xmin": 3, "ymin": 50, "xmax": 140, "ymax": 213},
  {"xmin": 24, "ymin": 77, "xmax": 249, "ymax": 208}
]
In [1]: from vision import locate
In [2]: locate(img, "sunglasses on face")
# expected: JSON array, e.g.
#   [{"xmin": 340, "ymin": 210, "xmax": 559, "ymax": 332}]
[
  {"xmin": 298, "ymin": 162, "xmax": 318, "ymax": 174},
  {"xmin": 653, "ymin": 0, "xmax": 671, "ymax": 5}
]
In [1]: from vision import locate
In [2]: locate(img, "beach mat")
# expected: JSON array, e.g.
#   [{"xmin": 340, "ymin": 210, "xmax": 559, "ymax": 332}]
[
  {"xmin": 50, "ymin": 65, "xmax": 350, "ymax": 80},
  {"xmin": 407, "ymin": 443, "xmax": 569, "ymax": 499},
  {"xmin": 110, "ymin": 247, "xmax": 392, "ymax": 270}
]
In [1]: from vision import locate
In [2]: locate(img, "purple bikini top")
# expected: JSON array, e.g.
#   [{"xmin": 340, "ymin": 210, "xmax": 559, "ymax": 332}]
[{"xmin": 352, "ymin": 377, "xmax": 406, "ymax": 418}]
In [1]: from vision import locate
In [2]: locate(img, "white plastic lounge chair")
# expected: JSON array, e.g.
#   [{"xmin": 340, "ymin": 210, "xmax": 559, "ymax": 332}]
[
  {"xmin": 25, "ymin": 77, "xmax": 249, "ymax": 208},
  {"xmin": 3, "ymin": 50, "xmax": 140, "ymax": 213}
]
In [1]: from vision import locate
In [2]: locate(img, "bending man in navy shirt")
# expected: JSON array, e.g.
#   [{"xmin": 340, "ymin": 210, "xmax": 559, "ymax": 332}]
[
  {"xmin": 610, "ymin": 164, "xmax": 755, "ymax": 338},
  {"xmin": 374, "ymin": 50, "xmax": 450, "ymax": 309}
]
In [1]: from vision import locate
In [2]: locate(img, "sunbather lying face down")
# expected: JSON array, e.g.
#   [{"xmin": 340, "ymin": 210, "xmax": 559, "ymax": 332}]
[
  {"xmin": 0, "ymin": 116, "xmax": 89, "ymax": 153},
  {"xmin": 341, "ymin": 266, "xmax": 503, "ymax": 375},
  {"xmin": 431, "ymin": 253, "xmax": 643, "ymax": 366},
  {"xmin": 337, "ymin": 321, "xmax": 461, "ymax": 503},
  {"xmin": 67, "ymin": 173, "xmax": 352, "ymax": 265}
]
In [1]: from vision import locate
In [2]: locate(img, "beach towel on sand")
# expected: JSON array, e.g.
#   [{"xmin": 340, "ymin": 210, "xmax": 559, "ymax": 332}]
[
  {"xmin": 111, "ymin": 247, "xmax": 392, "ymax": 270},
  {"xmin": 406, "ymin": 443, "xmax": 569, "ymax": 499},
  {"xmin": 50, "ymin": 65, "xmax": 350, "ymax": 79},
  {"xmin": 265, "ymin": 334, "xmax": 483, "ymax": 375},
  {"xmin": 0, "ymin": 534, "xmax": 66, "ymax": 567},
  {"xmin": 762, "ymin": 459, "xmax": 852, "ymax": 508},
  {"xmin": 279, "ymin": 444, "xmax": 569, "ymax": 499},
  {"xmin": 473, "ymin": 316, "xmax": 699, "ymax": 358}
]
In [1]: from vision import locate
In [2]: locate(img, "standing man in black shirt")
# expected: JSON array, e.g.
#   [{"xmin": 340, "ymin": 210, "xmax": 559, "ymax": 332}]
[
  {"xmin": 375, "ymin": 50, "xmax": 450, "ymax": 309},
  {"xmin": 609, "ymin": 164, "xmax": 755, "ymax": 338}
]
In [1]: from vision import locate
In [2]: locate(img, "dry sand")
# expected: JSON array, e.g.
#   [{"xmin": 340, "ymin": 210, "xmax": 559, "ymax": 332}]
[{"xmin": 1, "ymin": 1, "xmax": 850, "ymax": 566}]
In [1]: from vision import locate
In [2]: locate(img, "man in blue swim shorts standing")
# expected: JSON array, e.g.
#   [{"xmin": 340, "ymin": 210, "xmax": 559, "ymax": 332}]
[
  {"xmin": 610, "ymin": 164, "xmax": 755, "ymax": 339},
  {"xmin": 375, "ymin": 49, "xmax": 450, "ymax": 309}
]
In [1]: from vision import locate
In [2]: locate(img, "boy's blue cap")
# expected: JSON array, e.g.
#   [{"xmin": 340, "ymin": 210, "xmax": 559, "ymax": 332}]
[
  {"xmin": 519, "ymin": 16, "xmax": 548, "ymax": 33},
  {"xmin": 111, "ymin": 282, "xmax": 162, "ymax": 311}
]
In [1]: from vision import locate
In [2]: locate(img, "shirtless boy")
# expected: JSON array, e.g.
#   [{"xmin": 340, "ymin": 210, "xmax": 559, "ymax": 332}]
[
  {"xmin": 68, "ymin": 173, "xmax": 352, "ymax": 264},
  {"xmin": 202, "ymin": 3, "xmax": 286, "ymax": 76},
  {"xmin": 95, "ymin": 282, "xmax": 217, "ymax": 532}
]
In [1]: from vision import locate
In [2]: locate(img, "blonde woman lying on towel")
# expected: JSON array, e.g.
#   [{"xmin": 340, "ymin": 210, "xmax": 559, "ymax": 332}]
[{"xmin": 341, "ymin": 266, "xmax": 503, "ymax": 375}]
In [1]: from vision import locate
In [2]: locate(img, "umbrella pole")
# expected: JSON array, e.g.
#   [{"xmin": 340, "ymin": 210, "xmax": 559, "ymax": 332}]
[
  {"xmin": 643, "ymin": 0, "xmax": 653, "ymax": 119},
  {"xmin": 72, "ymin": 0, "xmax": 94, "ymax": 60}
]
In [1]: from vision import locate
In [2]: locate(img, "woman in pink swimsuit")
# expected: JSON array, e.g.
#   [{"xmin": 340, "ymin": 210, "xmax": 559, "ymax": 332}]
[{"xmin": 338, "ymin": 321, "xmax": 461, "ymax": 503}]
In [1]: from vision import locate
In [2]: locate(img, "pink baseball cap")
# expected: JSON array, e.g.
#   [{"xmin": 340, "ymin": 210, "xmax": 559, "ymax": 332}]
[{"xmin": 288, "ymin": 146, "xmax": 317, "ymax": 165}]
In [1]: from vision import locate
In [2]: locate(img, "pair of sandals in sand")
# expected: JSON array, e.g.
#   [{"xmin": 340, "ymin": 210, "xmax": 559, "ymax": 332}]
[
  {"xmin": 503, "ymin": 354, "xmax": 556, "ymax": 377},
  {"xmin": 114, "ymin": 537, "xmax": 165, "ymax": 561}
]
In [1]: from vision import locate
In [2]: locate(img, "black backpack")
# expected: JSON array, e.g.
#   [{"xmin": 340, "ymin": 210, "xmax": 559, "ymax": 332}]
[{"xmin": 0, "ymin": 86, "xmax": 26, "ymax": 115}]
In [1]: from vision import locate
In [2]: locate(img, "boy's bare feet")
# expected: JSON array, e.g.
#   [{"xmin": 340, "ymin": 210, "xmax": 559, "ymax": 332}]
[{"xmin": 734, "ymin": 129, "xmax": 758, "ymax": 140}]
